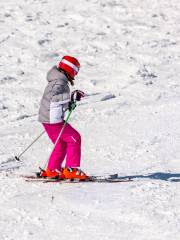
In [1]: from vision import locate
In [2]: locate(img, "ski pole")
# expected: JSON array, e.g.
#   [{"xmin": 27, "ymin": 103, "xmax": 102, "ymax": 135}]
[
  {"xmin": 15, "ymin": 131, "xmax": 45, "ymax": 161},
  {"xmin": 43, "ymin": 102, "xmax": 76, "ymax": 169}
]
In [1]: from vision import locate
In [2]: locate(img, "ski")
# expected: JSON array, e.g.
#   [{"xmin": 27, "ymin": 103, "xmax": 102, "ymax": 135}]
[{"xmin": 21, "ymin": 174, "xmax": 132, "ymax": 183}]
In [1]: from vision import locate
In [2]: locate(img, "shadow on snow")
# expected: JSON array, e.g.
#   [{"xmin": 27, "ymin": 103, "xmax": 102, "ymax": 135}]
[{"xmin": 119, "ymin": 172, "xmax": 180, "ymax": 182}]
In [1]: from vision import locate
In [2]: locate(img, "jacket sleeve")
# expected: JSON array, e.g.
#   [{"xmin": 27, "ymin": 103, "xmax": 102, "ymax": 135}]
[{"xmin": 49, "ymin": 84, "xmax": 70, "ymax": 123}]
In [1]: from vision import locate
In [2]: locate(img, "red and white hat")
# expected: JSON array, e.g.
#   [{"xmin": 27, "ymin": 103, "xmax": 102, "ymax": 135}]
[{"xmin": 57, "ymin": 55, "xmax": 80, "ymax": 79}]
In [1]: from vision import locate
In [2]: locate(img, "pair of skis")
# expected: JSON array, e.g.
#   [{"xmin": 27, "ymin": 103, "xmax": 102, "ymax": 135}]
[{"xmin": 22, "ymin": 173, "xmax": 132, "ymax": 184}]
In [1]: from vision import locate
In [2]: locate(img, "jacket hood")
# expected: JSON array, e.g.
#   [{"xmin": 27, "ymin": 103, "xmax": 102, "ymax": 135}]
[{"xmin": 47, "ymin": 66, "xmax": 68, "ymax": 83}]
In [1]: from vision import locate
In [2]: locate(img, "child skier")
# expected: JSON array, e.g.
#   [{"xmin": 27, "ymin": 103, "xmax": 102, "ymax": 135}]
[{"xmin": 38, "ymin": 55, "xmax": 89, "ymax": 180}]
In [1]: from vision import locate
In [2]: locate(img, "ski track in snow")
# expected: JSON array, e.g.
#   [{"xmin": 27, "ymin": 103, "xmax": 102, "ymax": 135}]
[{"xmin": 1, "ymin": 0, "xmax": 180, "ymax": 239}]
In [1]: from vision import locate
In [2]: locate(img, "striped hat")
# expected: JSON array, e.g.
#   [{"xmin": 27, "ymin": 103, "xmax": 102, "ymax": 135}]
[{"xmin": 57, "ymin": 56, "xmax": 80, "ymax": 79}]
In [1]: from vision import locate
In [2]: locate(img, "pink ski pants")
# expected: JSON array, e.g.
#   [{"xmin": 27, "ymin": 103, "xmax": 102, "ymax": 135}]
[{"xmin": 43, "ymin": 122, "xmax": 81, "ymax": 170}]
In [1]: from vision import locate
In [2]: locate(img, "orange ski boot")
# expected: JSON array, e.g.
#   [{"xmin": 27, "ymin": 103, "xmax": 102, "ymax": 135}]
[
  {"xmin": 40, "ymin": 168, "xmax": 65, "ymax": 179},
  {"xmin": 63, "ymin": 167, "xmax": 89, "ymax": 181}
]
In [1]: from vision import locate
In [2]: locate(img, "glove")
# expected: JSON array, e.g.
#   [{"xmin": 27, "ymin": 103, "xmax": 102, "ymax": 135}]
[{"xmin": 71, "ymin": 90, "xmax": 85, "ymax": 102}]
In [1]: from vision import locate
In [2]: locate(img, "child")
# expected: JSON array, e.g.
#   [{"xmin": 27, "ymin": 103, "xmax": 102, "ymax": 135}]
[{"xmin": 38, "ymin": 55, "xmax": 88, "ymax": 180}]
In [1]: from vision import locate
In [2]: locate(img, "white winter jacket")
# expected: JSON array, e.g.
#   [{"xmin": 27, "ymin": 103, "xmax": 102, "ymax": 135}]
[{"xmin": 38, "ymin": 66, "xmax": 70, "ymax": 123}]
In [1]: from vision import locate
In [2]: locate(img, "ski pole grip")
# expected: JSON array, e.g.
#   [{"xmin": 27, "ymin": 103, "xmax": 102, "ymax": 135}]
[{"xmin": 71, "ymin": 102, "xmax": 76, "ymax": 110}]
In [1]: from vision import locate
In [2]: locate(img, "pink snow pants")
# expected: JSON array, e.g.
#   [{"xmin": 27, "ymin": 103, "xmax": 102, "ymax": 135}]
[{"xmin": 43, "ymin": 122, "xmax": 81, "ymax": 170}]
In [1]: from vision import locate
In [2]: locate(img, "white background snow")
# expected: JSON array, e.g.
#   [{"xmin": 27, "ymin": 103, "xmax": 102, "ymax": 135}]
[{"xmin": 0, "ymin": 0, "xmax": 180, "ymax": 239}]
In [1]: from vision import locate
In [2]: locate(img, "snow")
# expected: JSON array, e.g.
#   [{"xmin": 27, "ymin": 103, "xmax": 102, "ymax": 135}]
[{"xmin": 1, "ymin": 0, "xmax": 180, "ymax": 239}]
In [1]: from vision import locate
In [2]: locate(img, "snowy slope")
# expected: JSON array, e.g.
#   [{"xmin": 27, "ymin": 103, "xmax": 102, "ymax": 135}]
[{"xmin": 1, "ymin": 0, "xmax": 180, "ymax": 239}]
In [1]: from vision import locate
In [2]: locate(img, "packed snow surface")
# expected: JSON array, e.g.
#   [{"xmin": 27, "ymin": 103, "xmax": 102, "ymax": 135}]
[{"xmin": 1, "ymin": 0, "xmax": 180, "ymax": 239}]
